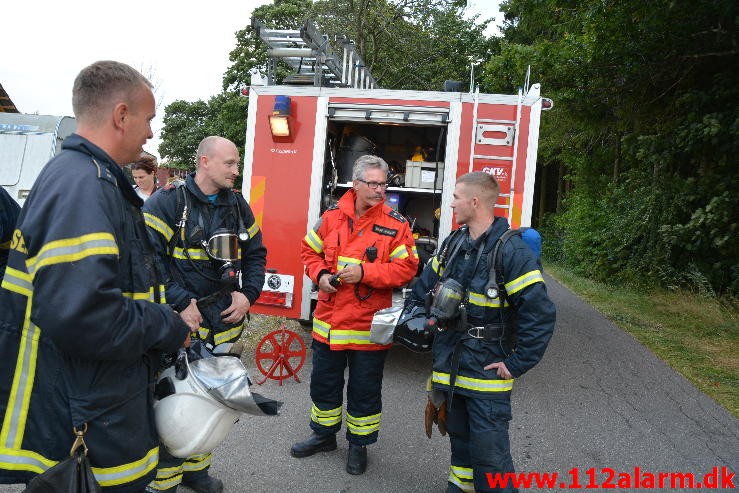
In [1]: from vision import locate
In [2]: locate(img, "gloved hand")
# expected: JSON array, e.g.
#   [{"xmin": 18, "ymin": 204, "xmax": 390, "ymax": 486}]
[{"xmin": 424, "ymin": 375, "xmax": 447, "ymax": 438}]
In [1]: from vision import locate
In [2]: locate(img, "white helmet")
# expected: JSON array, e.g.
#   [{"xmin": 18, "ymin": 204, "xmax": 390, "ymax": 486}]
[{"xmin": 154, "ymin": 346, "xmax": 281, "ymax": 458}]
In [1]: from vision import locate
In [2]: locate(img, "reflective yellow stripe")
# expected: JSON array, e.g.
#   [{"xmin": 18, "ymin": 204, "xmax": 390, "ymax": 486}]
[
  {"xmin": 0, "ymin": 446, "xmax": 158, "ymax": 487},
  {"xmin": 431, "ymin": 256, "xmax": 441, "ymax": 274},
  {"xmin": 121, "ymin": 285, "xmax": 167, "ymax": 304},
  {"xmin": 143, "ymin": 213, "xmax": 174, "ymax": 241},
  {"xmin": 172, "ymin": 246, "xmax": 209, "ymax": 260},
  {"xmin": 390, "ymin": 244, "xmax": 409, "ymax": 260},
  {"xmin": 346, "ymin": 412, "xmax": 381, "ymax": 436},
  {"xmin": 449, "ymin": 465, "xmax": 475, "ymax": 492},
  {"xmin": 337, "ymin": 256, "xmax": 361, "ymax": 270},
  {"xmin": 311, "ymin": 404, "xmax": 342, "ymax": 427},
  {"xmin": 505, "ymin": 269, "xmax": 544, "ymax": 295},
  {"xmin": 92, "ymin": 446, "xmax": 159, "ymax": 487},
  {"xmin": 467, "ymin": 291, "xmax": 509, "ymax": 308},
  {"xmin": 1, "ymin": 298, "xmax": 39, "ymax": 449},
  {"xmin": 214, "ymin": 325, "xmax": 243, "ymax": 345},
  {"xmin": 312, "ymin": 317, "xmax": 330, "ymax": 340},
  {"xmin": 183, "ymin": 453, "xmax": 211, "ymax": 472},
  {"xmin": 196, "ymin": 326, "xmax": 210, "ymax": 340},
  {"xmin": 1, "ymin": 267, "xmax": 32, "ymax": 297},
  {"xmin": 25, "ymin": 233, "xmax": 118, "ymax": 278},
  {"xmin": 432, "ymin": 371, "xmax": 513, "ymax": 392},
  {"xmin": 304, "ymin": 230, "xmax": 323, "ymax": 254},
  {"xmin": 328, "ymin": 330, "xmax": 373, "ymax": 346},
  {"xmin": 411, "ymin": 245, "xmax": 419, "ymax": 259},
  {"xmin": 246, "ymin": 222, "xmax": 259, "ymax": 239}
]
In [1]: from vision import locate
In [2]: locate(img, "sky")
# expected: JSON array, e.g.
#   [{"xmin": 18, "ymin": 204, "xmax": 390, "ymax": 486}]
[{"xmin": 2, "ymin": 0, "xmax": 501, "ymax": 161}]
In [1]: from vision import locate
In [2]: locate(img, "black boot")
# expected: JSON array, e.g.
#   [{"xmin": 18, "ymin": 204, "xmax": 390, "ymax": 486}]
[
  {"xmin": 181, "ymin": 474, "xmax": 223, "ymax": 493},
  {"xmin": 290, "ymin": 432, "xmax": 337, "ymax": 458},
  {"xmin": 346, "ymin": 443, "xmax": 367, "ymax": 475}
]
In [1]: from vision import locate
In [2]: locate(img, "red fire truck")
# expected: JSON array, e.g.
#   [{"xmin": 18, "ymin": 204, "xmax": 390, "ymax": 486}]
[{"xmin": 241, "ymin": 20, "xmax": 551, "ymax": 321}]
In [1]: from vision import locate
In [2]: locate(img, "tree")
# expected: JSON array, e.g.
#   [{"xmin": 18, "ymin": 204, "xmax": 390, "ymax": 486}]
[{"xmin": 483, "ymin": 0, "xmax": 739, "ymax": 294}]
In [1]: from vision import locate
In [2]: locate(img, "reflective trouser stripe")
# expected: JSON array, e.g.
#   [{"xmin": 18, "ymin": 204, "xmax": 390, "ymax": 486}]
[
  {"xmin": 150, "ymin": 463, "xmax": 183, "ymax": 490},
  {"xmin": 432, "ymin": 371, "xmax": 513, "ymax": 392},
  {"xmin": 183, "ymin": 453, "xmax": 211, "ymax": 472},
  {"xmin": 449, "ymin": 465, "xmax": 475, "ymax": 492},
  {"xmin": 346, "ymin": 411, "xmax": 381, "ymax": 436},
  {"xmin": 310, "ymin": 404, "xmax": 342, "ymax": 427}
]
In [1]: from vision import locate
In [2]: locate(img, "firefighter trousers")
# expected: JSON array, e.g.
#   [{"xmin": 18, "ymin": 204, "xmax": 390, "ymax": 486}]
[
  {"xmin": 146, "ymin": 449, "xmax": 212, "ymax": 492},
  {"xmin": 308, "ymin": 340, "xmax": 388, "ymax": 446},
  {"xmin": 445, "ymin": 394, "xmax": 517, "ymax": 493}
]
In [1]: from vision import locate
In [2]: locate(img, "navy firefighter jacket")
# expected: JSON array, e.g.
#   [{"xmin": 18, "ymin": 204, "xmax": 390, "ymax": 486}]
[
  {"xmin": 143, "ymin": 173, "xmax": 267, "ymax": 346},
  {"xmin": 411, "ymin": 216, "xmax": 556, "ymax": 399},
  {"xmin": 0, "ymin": 134, "xmax": 190, "ymax": 491}
]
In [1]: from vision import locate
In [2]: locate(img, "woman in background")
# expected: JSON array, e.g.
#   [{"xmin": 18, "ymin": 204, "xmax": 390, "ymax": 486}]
[{"xmin": 132, "ymin": 154, "xmax": 158, "ymax": 201}]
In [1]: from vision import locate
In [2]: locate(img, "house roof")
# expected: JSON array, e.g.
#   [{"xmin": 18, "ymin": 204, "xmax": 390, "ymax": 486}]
[{"xmin": 0, "ymin": 83, "xmax": 19, "ymax": 113}]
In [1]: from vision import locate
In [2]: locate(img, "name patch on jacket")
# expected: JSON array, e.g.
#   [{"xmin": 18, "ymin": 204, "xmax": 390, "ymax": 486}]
[{"xmin": 372, "ymin": 225, "xmax": 398, "ymax": 237}]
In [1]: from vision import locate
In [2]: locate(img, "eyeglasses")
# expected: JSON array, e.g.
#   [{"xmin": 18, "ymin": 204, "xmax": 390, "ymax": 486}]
[{"xmin": 357, "ymin": 179, "xmax": 389, "ymax": 190}]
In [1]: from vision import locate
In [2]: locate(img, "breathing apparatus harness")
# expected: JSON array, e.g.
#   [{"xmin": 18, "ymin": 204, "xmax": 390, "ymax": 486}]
[
  {"xmin": 425, "ymin": 224, "xmax": 521, "ymax": 409},
  {"xmin": 166, "ymin": 181, "xmax": 250, "ymax": 338}
]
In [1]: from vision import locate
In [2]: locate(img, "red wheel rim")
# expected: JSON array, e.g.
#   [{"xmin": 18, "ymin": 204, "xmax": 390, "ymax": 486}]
[{"xmin": 255, "ymin": 329, "xmax": 306, "ymax": 379}]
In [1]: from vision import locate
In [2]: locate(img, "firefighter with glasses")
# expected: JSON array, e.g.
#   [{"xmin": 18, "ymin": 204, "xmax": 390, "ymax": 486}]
[{"xmin": 291, "ymin": 155, "xmax": 419, "ymax": 475}]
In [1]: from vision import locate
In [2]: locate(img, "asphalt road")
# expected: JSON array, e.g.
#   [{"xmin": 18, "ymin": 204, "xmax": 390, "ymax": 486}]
[
  {"xmin": 203, "ymin": 275, "xmax": 738, "ymax": 492},
  {"xmin": 5, "ymin": 276, "xmax": 737, "ymax": 492}
]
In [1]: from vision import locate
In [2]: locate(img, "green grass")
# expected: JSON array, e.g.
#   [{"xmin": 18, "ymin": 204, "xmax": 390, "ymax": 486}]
[{"xmin": 545, "ymin": 263, "xmax": 739, "ymax": 418}]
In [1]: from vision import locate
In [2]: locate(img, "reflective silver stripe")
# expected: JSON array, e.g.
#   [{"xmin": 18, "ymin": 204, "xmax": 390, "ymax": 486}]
[
  {"xmin": 92, "ymin": 446, "xmax": 159, "ymax": 486},
  {"xmin": 144, "ymin": 213, "xmax": 174, "ymax": 241},
  {"xmin": 389, "ymin": 244, "xmax": 409, "ymax": 260},
  {"xmin": 1, "ymin": 267, "xmax": 32, "ymax": 297},
  {"xmin": 505, "ymin": 270, "xmax": 544, "ymax": 295},
  {"xmin": 327, "ymin": 330, "xmax": 372, "ymax": 346},
  {"xmin": 25, "ymin": 234, "xmax": 118, "ymax": 277},
  {"xmin": 311, "ymin": 404, "xmax": 342, "ymax": 426},
  {"xmin": 312, "ymin": 318, "xmax": 330, "ymax": 339},
  {"xmin": 1, "ymin": 304, "xmax": 39, "ymax": 449},
  {"xmin": 246, "ymin": 222, "xmax": 260, "ymax": 239},
  {"xmin": 214, "ymin": 325, "xmax": 243, "ymax": 345},
  {"xmin": 337, "ymin": 256, "xmax": 361, "ymax": 270},
  {"xmin": 346, "ymin": 412, "xmax": 381, "ymax": 435},
  {"xmin": 0, "ymin": 448, "xmax": 55, "ymax": 475},
  {"xmin": 449, "ymin": 465, "xmax": 475, "ymax": 492},
  {"xmin": 432, "ymin": 371, "xmax": 513, "ymax": 392},
  {"xmin": 304, "ymin": 230, "xmax": 323, "ymax": 253},
  {"xmin": 183, "ymin": 453, "xmax": 211, "ymax": 472}
]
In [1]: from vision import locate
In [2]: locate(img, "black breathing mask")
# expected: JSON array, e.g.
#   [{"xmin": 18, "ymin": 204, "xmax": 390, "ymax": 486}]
[{"xmin": 424, "ymin": 278, "xmax": 465, "ymax": 332}]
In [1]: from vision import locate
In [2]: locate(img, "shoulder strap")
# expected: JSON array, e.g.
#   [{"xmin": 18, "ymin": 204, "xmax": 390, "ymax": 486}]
[
  {"xmin": 484, "ymin": 228, "xmax": 521, "ymax": 303},
  {"xmin": 437, "ymin": 227, "xmax": 467, "ymax": 280},
  {"xmin": 167, "ymin": 180, "xmax": 189, "ymax": 258}
]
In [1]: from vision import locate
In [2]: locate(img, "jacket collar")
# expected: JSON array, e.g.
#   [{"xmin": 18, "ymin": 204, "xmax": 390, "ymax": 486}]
[
  {"xmin": 185, "ymin": 172, "xmax": 236, "ymax": 206},
  {"xmin": 62, "ymin": 134, "xmax": 143, "ymax": 207},
  {"xmin": 337, "ymin": 188, "xmax": 386, "ymax": 219}
]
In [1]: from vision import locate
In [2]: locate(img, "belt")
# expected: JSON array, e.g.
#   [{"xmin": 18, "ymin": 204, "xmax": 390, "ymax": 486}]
[{"xmin": 466, "ymin": 324, "xmax": 513, "ymax": 342}]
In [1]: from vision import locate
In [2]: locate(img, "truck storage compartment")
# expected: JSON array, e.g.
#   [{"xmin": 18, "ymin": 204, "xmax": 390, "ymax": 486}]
[{"xmin": 322, "ymin": 120, "xmax": 447, "ymax": 272}]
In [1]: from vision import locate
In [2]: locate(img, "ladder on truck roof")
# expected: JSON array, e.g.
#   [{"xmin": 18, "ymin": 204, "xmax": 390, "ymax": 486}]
[{"xmin": 252, "ymin": 18, "xmax": 379, "ymax": 89}]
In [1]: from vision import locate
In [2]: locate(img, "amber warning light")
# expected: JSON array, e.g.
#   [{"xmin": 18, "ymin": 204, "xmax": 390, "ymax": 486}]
[{"xmin": 269, "ymin": 95, "xmax": 292, "ymax": 137}]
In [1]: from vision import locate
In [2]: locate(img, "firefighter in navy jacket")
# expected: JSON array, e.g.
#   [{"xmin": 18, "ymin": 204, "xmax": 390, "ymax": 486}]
[
  {"xmin": 0, "ymin": 186, "xmax": 20, "ymax": 279},
  {"xmin": 143, "ymin": 136, "xmax": 266, "ymax": 493},
  {"xmin": 409, "ymin": 172, "xmax": 556, "ymax": 493},
  {"xmin": 0, "ymin": 61, "xmax": 191, "ymax": 492},
  {"xmin": 291, "ymin": 155, "xmax": 418, "ymax": 475}
]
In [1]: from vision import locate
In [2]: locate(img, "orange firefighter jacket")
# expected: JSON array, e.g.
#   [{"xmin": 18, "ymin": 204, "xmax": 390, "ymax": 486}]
[{"xmin": 302, "ymin": 189, "xmax": 419, "ymax": 350}]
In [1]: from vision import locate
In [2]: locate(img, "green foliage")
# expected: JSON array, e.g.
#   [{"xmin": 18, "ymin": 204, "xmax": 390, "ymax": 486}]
[{"xmin": 489, "ymin": 0, "xmax": 739, "ymax": 296}]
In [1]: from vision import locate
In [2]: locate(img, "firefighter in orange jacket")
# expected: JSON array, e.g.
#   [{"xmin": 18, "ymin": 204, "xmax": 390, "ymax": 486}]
[{"xmin": 291, "ymin": 155, "xmax": 419, "ymax": 475}]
